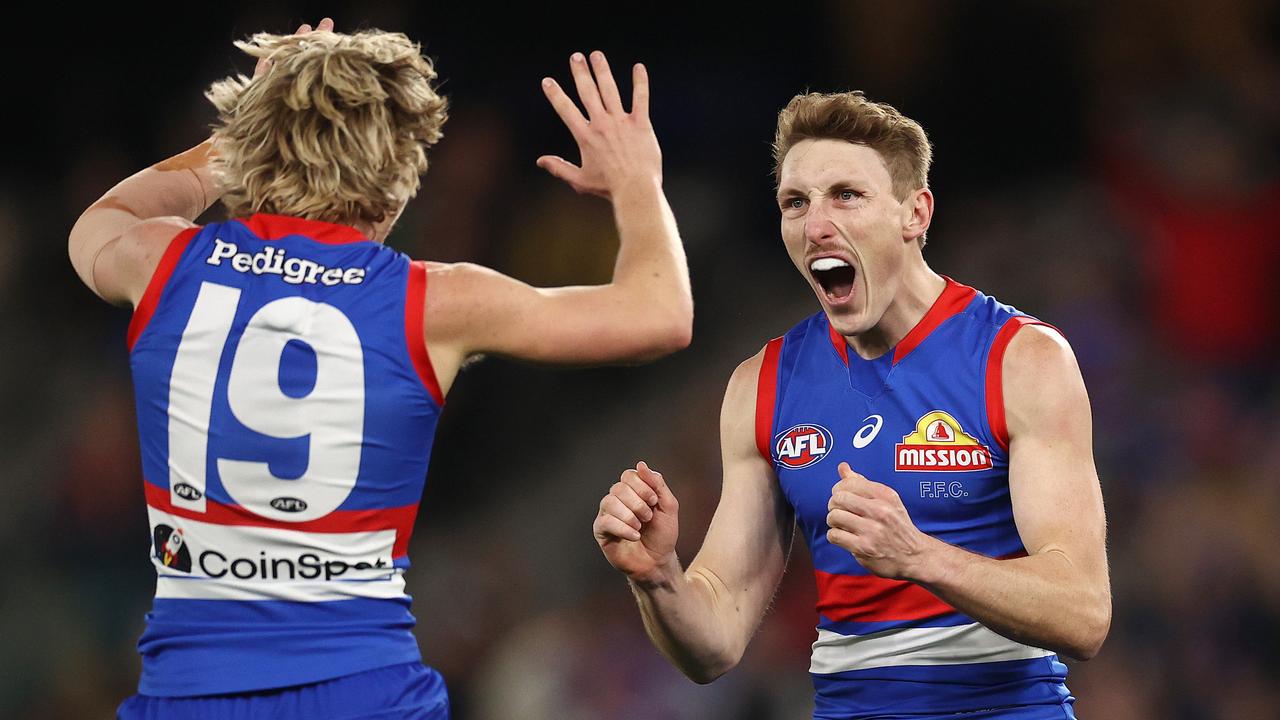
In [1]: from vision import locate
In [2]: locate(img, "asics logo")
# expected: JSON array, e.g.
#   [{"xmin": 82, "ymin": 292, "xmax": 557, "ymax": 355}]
[{"xmin": 852, "ymin": 415, "xmax": 884, "ymax": 449}]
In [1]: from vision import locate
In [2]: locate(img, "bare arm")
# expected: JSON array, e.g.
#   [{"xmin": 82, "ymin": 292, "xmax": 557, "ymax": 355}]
[
  {"xmin": 913, "ymin": 326, "xmax": 1110, "ymax": 658},
  {"xmin": 67, "ymin": 19, "xmax": 331, "ymax": 306},
  {"xmin": 593, "ymin": 350, "xmax": 794, "ymax": 682},
  {"xmin": 423, "ymin": 52, "xmax": 691, "ymax": 390},
  {"xmin": 826, "ymin": 325, "xmax": 1110, "ymax": 660},
  {"xmin": 67, "ymin": 141, "xmax": 213, "ymax": 305}
]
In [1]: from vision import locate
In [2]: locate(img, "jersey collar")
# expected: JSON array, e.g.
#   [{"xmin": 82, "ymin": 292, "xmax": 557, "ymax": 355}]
[
  {"xmin": 828, "ymin": 275, "xmax": 978, "ymax": 366},
  {"xmin": 238, "ymin": 213, "xmax": 371, "ymax": 245}
]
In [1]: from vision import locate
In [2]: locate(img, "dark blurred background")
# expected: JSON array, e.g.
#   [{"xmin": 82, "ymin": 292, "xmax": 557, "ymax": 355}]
[{"xmin": 3, "ymin": 1, "xmax": 1279, "ymax": 717}]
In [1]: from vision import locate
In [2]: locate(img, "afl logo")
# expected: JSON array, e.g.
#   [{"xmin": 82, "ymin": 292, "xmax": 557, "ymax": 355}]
[
  {"xmin": 270, "ymin": 497, "xmax": 308, "ymax": 513},
  {"xmin": 774, "ymin": 423, "xmax": 832, "ymax": 469},
  {"xmin": 173, "ymin": 483, "xmax": 203, "ymax": 501}
]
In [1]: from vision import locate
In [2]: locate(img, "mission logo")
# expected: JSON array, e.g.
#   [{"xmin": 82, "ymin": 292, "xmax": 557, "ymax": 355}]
[
  {"xmin": 774, "ymin": 423, "xmax": 832, "ymax": 469},
  {"xmin": 895, "ymin": 411, "xmax": 993, "ymax": 472}
]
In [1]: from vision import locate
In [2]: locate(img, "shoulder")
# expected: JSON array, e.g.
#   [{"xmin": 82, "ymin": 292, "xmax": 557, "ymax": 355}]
[
  {"xmin": 420, "ymin": 261, "xmax": 511, "ymax": 328},
  {"xmin": 1003, "ymin": 323, "xmax": 1078, "ymax": 391},
  {"xmin": 1005, "ymin": 323, "xmax": 1073, "ymax": 366},
  {"xmin": 722, "ymin": 341, "xmax": 784, "ymax": 460},
  {"xmin": 115, "ymin": 216, "xmax": 199, "ymax": 306},
  {"xmin": 423, "ymin": 260, "xmax": 499, "ymax": 284},
  {"xmin": 421, "ymin": 261, "xmax": 519, "ymax": 309},
  {"xmin": 726, "ymin": 346, "xmax": 768, "ymax": 405},
  {"xmin": 721, "ymin": 346, "xmax": 765, "ymax": 457},
  {"xmin": 1001, "ymin": 323, "xmax": 1089, "ymax": 440},
  {"xmin": 419, "ymin": 262, "xmax": 486, "ymax": 307}
]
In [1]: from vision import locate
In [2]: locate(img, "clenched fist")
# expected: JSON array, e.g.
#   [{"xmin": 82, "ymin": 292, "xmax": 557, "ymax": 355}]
[
  {"xmin": 593, "ymin": 461, "xmax": 680, "ymax": 580},
  {"xmin": 826, "ymin": 462, "xmax": 935, "ymax": 580}
]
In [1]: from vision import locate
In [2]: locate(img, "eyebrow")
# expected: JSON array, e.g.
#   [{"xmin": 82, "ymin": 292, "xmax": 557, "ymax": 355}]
[{"xmin": 775, "ymin": 181, "xmax": 869, "ymax": 199}]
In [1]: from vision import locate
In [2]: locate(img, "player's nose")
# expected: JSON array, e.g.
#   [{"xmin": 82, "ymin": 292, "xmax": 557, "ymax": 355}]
[{"xmin": 804, "ymin": 205, "xmax": 838, "ymax": 245}]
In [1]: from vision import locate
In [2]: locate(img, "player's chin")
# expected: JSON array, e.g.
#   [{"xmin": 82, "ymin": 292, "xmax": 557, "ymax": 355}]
[{"xmin": 816, "ymin": 289, "xmax": 868, "ymax": 335}]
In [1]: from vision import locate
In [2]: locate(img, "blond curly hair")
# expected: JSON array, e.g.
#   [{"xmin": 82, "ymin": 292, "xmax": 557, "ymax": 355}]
[{"xmin": 205, "ymin": 29, "xmax": 448, "ymax": 228}]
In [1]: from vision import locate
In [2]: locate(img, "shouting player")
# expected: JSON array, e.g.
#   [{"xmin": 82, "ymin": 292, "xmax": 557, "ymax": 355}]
[
  {"xmin": 68, "ymin": 18, "xmax": 691, "ymax": 719},
  {"xmin": 593, "ymin": 92, "xmax": 1109, "ymax": 718}
]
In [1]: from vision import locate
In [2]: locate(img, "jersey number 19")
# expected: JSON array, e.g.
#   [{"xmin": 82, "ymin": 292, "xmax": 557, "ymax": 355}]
[{"xmin": 165, "ymin": 281, "xmax": 365, "ymax": 523}]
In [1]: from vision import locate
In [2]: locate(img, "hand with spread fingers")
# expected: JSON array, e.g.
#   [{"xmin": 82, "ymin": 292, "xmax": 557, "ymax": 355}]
[
  {"xmin": 537, "ymin": 51, "xmax": 661, "ymax": 199},
  {"xmin": 826, "ymin": 461, "xmax": 935, "ymax": 580},
  {"xmin": 253, "ymin": 17, "xmax": 336, "ymax": 79},
  {"xmin": 593, "ymin": 461, "xmax": 681, "ymax": 581}
]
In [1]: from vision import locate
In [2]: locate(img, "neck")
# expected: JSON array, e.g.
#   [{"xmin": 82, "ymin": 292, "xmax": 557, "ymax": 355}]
[
  {"xmin": 846, "ymin": 261, "xmax": 946, "ymax": 360},
  {"xmin": 352, "ymin": 220, "xmax": 379, "ymax": 242}
]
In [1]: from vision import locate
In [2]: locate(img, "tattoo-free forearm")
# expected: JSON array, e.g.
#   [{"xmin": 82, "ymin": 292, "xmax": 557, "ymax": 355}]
[
  {"xmin": 628, "ymin": 557, "xmax": 746, "ymax": 683},
  {"xmin": 910, "ymin": 539, "xmax": 1110, "ymax": 660},
  {"xmin": 607, "ymin": 176, "xmax": 693, "ymax": 346}
]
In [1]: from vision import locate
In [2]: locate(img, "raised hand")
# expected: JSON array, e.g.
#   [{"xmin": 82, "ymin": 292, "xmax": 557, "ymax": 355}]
[
  {"xmin": 253, "ymin": 17, "xmax": 335, "ymax": 79},
  {"xmin": 594, "ymin": 461, "xmax": 680, "ymax": 579},
  {"xmin": 538, "ymin": 51, "xmax": 661, "ymax": 199},
  {"xmin": 826, "ymin": 462, "xmax": 935, "ymax": 580}
]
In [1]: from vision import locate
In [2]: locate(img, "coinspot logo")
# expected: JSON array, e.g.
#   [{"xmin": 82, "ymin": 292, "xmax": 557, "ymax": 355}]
[{"xmin": 153, "ymin": 524, "xmax": 193, "ymax": 573}]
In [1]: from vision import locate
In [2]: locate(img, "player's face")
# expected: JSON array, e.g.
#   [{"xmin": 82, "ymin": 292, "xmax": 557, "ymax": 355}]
[{"xmin": 777, "ymin": 139, "xmax": 917, "ymax": 337}]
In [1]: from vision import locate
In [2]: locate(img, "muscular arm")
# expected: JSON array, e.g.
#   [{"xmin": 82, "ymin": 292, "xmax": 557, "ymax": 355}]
[
  {"xmin": 421, "ymin": 174, "xmax": 688, "ymax": 391},
  {"xmin": 67, "ymin": 140, "xmax": 216, "ymax": 305},
  {"xmin": 68, "ymin": 20, "xmax": 331, "ymax": 307},
  {"xmin": 912, "ymin": 325, "xmax": 1110, "ymax": 658},
  {"xmin": 827, "ymin": 325, "xmax": 1110, "ymax": 660},
  {"xmin": 595, "ymin": 350, "xmax": 794, "ymax": 683},
  {"xmin": 422, "ymin": 53, "xmax": 691, "ymax": 392}
]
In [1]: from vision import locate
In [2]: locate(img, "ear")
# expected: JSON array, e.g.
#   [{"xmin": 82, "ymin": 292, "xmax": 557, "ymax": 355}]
[{"xmin": 902, "ymin": 188, "xmax": 933, "ymax": 243}]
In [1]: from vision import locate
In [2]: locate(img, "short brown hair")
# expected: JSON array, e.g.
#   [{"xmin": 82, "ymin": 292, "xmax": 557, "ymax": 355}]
[
  {"xmin": 772, "ymin": 92, "xmax": 931, "ymax": 201},
  {"xmin": 206, "ymin": 29, "xmax": 449, "ymax": 227}
]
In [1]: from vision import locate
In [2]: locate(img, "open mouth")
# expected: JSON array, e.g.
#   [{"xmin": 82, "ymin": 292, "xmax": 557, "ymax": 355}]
[{"xmin": 809, "ymin": 257, "xmax": 856, "ymax": 302}]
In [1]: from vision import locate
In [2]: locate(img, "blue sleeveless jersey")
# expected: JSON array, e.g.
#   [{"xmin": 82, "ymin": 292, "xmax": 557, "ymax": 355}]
[
  {"xmin": 126, "ymin": 213, "xmax": 445, "ymax": 697},
  {"xmin": 755, "ymin": 277, "xmax": 1076, "ymax": 719}
]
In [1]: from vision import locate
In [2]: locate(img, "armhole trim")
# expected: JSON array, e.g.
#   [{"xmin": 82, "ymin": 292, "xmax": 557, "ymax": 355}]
[
  {"xmin": 755, "ymin": 337, "xmax": 784, "ymax": 462},
  {"xmin": 985, "ymin": 317, "xmax": 1062, "ymax": 452},
  {"xmin": 127, "ymin": 226, "xmax": 201, "ymax": 351},
  {"xmin": 405, "ymin": 261, "xmax": 444, "ymax": 406}
]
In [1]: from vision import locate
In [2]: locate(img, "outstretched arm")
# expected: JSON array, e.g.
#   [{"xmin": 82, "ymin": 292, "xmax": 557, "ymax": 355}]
[
  {"xmin": 67, "ymin": 19, "xmax": 331, "ymax": 306},
  {"xmin": 826, "ymin": 325, "xmax": 1110, "ymax": 660},
  {"xmin": 593, "ymin": 350, "xmax": 793, "ymax": 682},
  {"xmin": 423, "ymin": 51, "xmax": 692, "ymax": 386}
]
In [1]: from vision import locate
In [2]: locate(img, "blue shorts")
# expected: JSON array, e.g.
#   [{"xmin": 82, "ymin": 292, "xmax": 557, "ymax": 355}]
[{"xmin": 117, "ymin": 662, "xmax": 449, "ymax": 719}]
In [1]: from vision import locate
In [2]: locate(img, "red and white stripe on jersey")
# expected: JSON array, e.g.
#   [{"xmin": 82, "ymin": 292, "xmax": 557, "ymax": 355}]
[
  {"xmin": 816, "ymin": 549, "xmax": 1027, "ymax": 624},
  {"xmin": 809, "ymin": 623, "xmax": 1053, "ymax": 674},
  {"xmin": 145, "ymin": 483, "xmax": 418, "ymax": 558}
]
